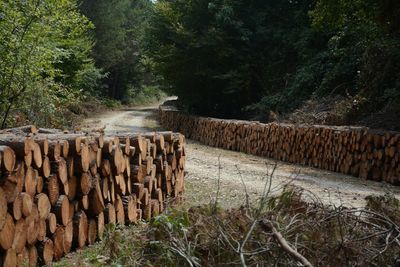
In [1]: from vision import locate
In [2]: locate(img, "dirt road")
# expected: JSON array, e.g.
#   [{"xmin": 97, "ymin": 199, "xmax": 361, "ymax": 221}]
[{"xmin": 81, "ymin": 103, "xmax": 400, "ymax": 208}]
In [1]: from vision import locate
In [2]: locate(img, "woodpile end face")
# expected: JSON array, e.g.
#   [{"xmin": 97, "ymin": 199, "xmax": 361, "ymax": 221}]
[
  {"xmin": 0, "ymin": 126, "xmax": 186, "ymax": 266},
  {"xmin": 159, "ymin": 107, "xmax": 400, "ymax": 184}
]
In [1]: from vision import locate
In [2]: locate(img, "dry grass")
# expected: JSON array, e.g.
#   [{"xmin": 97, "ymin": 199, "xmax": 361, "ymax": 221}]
[
  {"xmin": 285, "ymin": 95, "xmax": 365, "ymax": 126},
  {"xmin": 56, "ymin": 185, "xmax": 400, "ymax": 267}
]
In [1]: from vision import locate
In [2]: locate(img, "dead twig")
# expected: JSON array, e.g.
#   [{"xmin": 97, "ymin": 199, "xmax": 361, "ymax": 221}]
[
  {"xmin": 212, "ymin": 154, "xmax": 222, "ymax": 213},
  {"xmin": 238, "ymin": 163, "xmax": 278, "ymax": 266},
  {"xmin": 260, "ymin": 219, "xmax": 314, "ymax": 267},
  {"xmin": 235, "ymin": 165, "xmax": 250, "ymax": 209}
]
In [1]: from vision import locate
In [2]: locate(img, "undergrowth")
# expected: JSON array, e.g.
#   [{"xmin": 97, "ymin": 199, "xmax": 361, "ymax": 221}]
[
  {"xmin": 56, "ymin": 187, "xmax": 400, "ymax": 267},
  {"xmin": 125, "ymin": 86, "xmax": 167, "ymax": 106},
  {"xmin": 6, "ymin": 94, "xmax": 122, "ymax": 130},
  {"xmin": 6, "ymin": 85, "xmax": 166, "ymax": 130}
]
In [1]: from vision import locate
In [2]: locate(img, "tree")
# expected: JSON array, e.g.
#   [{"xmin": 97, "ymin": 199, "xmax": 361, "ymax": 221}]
[
  {"xmin": 0, "ymin": 0, "xmax": 101, "ymax": 128},
  {"xmin": 145, "ymin": 0, "xmax": 313, "ymax": 118},
  {"xmin": 309, "ymin": 0, "xmax": 400, "ymax": 111},
  {"xmin": 145, "ymin": 0, "xmax": 400, "ymax": 125},
  {"xmin": 80, "ymin": 0, "xmax": 154, "ymax": 100}
]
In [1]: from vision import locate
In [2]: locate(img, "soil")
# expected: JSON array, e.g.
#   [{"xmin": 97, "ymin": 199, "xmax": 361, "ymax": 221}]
[{"xmin": 80, "ymin": 101, "xmax": 400, "ymax": 209}]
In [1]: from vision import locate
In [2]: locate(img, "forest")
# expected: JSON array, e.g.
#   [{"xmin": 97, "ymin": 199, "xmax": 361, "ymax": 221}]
[
  {"xmin": 1, "ymin": 0, "xmax": 399, "ymax": 129},
  {"xmin": 1, "ymin": 1, "xmax": 400, "ymax": 266},
  {"xmin": 0, "ymin": 0, "xmax": 153, "ymax": 129}
]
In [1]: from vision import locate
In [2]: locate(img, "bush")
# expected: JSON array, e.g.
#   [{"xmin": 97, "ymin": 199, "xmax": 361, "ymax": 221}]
[
  {"xmin": 125, "ymin": 85, "xmax": 167, "ymax": 105},
  {"xmin": 101, "ymin": 98, "xmax": 122, "ymax": 109}
]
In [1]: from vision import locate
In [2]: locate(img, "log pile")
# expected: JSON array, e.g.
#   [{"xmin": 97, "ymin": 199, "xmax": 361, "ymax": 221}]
[
  {"xmin": 159, "ymin": 107, "xmax": 400, "ymax": 184},
  {"xmin": 0, "ymin": 126, "xmax": 186, "ymax": 266}
]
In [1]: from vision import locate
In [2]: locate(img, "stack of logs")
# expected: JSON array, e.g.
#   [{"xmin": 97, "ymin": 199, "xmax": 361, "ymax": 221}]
[
  {"xmin": 0, "ymin": 125, "xmax": 186, "ymax": 266},
  {"xmin": 159, "ymin": 107, "xmax": 400, "ymax": 184}
]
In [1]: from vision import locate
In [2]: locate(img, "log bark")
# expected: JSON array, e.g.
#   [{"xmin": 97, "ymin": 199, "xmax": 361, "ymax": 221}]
[{"xmin": 0, "ymin": 125, "xmax": 38, "ymax": 135}]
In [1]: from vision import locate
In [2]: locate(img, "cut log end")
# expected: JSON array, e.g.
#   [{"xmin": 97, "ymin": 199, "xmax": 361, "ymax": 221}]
[{"xmin": 0, "ymin": 146, "xmax": 16, "ymax": 172}]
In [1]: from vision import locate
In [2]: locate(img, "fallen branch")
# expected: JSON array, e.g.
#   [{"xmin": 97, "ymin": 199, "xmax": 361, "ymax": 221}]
[{"xmin": 260, "ymin": 219, "xmax": 313, "ymax": 267}]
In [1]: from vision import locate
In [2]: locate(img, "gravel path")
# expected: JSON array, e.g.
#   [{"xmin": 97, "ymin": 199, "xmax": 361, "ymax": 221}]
[{"xmin": 80, "ymin": 103, "xmax": 400, "ymax": 208}]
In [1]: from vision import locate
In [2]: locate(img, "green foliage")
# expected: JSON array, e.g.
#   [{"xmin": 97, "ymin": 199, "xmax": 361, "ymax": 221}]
[
  {"xmin": 304, "ymin": 0, "xmax": 400, "ymax": 118},
  {"xmin": 278, "ymin": 1, "xmax": 400, "ymax": 120},
  {"xmin": 0, "ymin": 0, "xmax": 101, "ymax": 128},
  {"xmin": 80, "ymin": 0, "xmax": 155, "ymax": 100},
  {"xmin": 101, "ymin": 98, "xmax": 122, "ymax": 109},
  {"xmin": 126, "ymin": 85, "xmax": 167, "ymax": 106},
  {"xmin": 145, "ymin": 0, "xmax": 400, "ymax": 126},
  {"xmin": 2, "ymin": 0, "xmax": 399, "ymax": 127},
  {"xmin": 152, "ymin": 210, "xmax": 190, "ymax": 232},
  {"xmin": 310, "ymin": 0, "xmax": 400, "ymax": 34},
  {"xmin": 145, "ymin": 0, "xmax": 315, "ymax": 117}
]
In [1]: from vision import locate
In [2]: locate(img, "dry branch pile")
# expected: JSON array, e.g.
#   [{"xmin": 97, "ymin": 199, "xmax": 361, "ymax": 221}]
[
  {"xmin": 84, "ymin": 188, "xmax": 399, "ymax": 266},
  {"xmin": 160, "ymin": 108, "xmax": 400, "ymax": 184},
  {"xmin": 0, "ymin": 125, "xmax": 186, "ymax": 266}
]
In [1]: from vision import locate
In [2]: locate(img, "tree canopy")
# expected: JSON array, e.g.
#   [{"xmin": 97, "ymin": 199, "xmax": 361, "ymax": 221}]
[
  {"xmin": 0, "ymin": 0, "xmax": 154, "ymax": 128},
  {"xmin": 80, "ymin": 0, "xmax": 153, "ymax": 101},
  {"xmin": 145, "ymin": 0, "xmax": 400, "ymax": 126},
  {"xmin": 1, "ymin": 0, "xmax": 399, "ymax": 129},
  {"xmin": 0, "ymin": 0, "xmax": 102, "ymax": 128}
]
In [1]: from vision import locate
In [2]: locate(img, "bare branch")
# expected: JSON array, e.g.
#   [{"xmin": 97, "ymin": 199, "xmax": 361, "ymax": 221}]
[
  {"xmin": 260, "ymin": 220, "xmax": 314, "ymax": 267},
  {"xmin": 212, "ymin": 154, "xmax": 222, "ymax": 213},
  {"xmin": 235, "ymin": 165, "xmax": 250, "ymax": 209}
]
